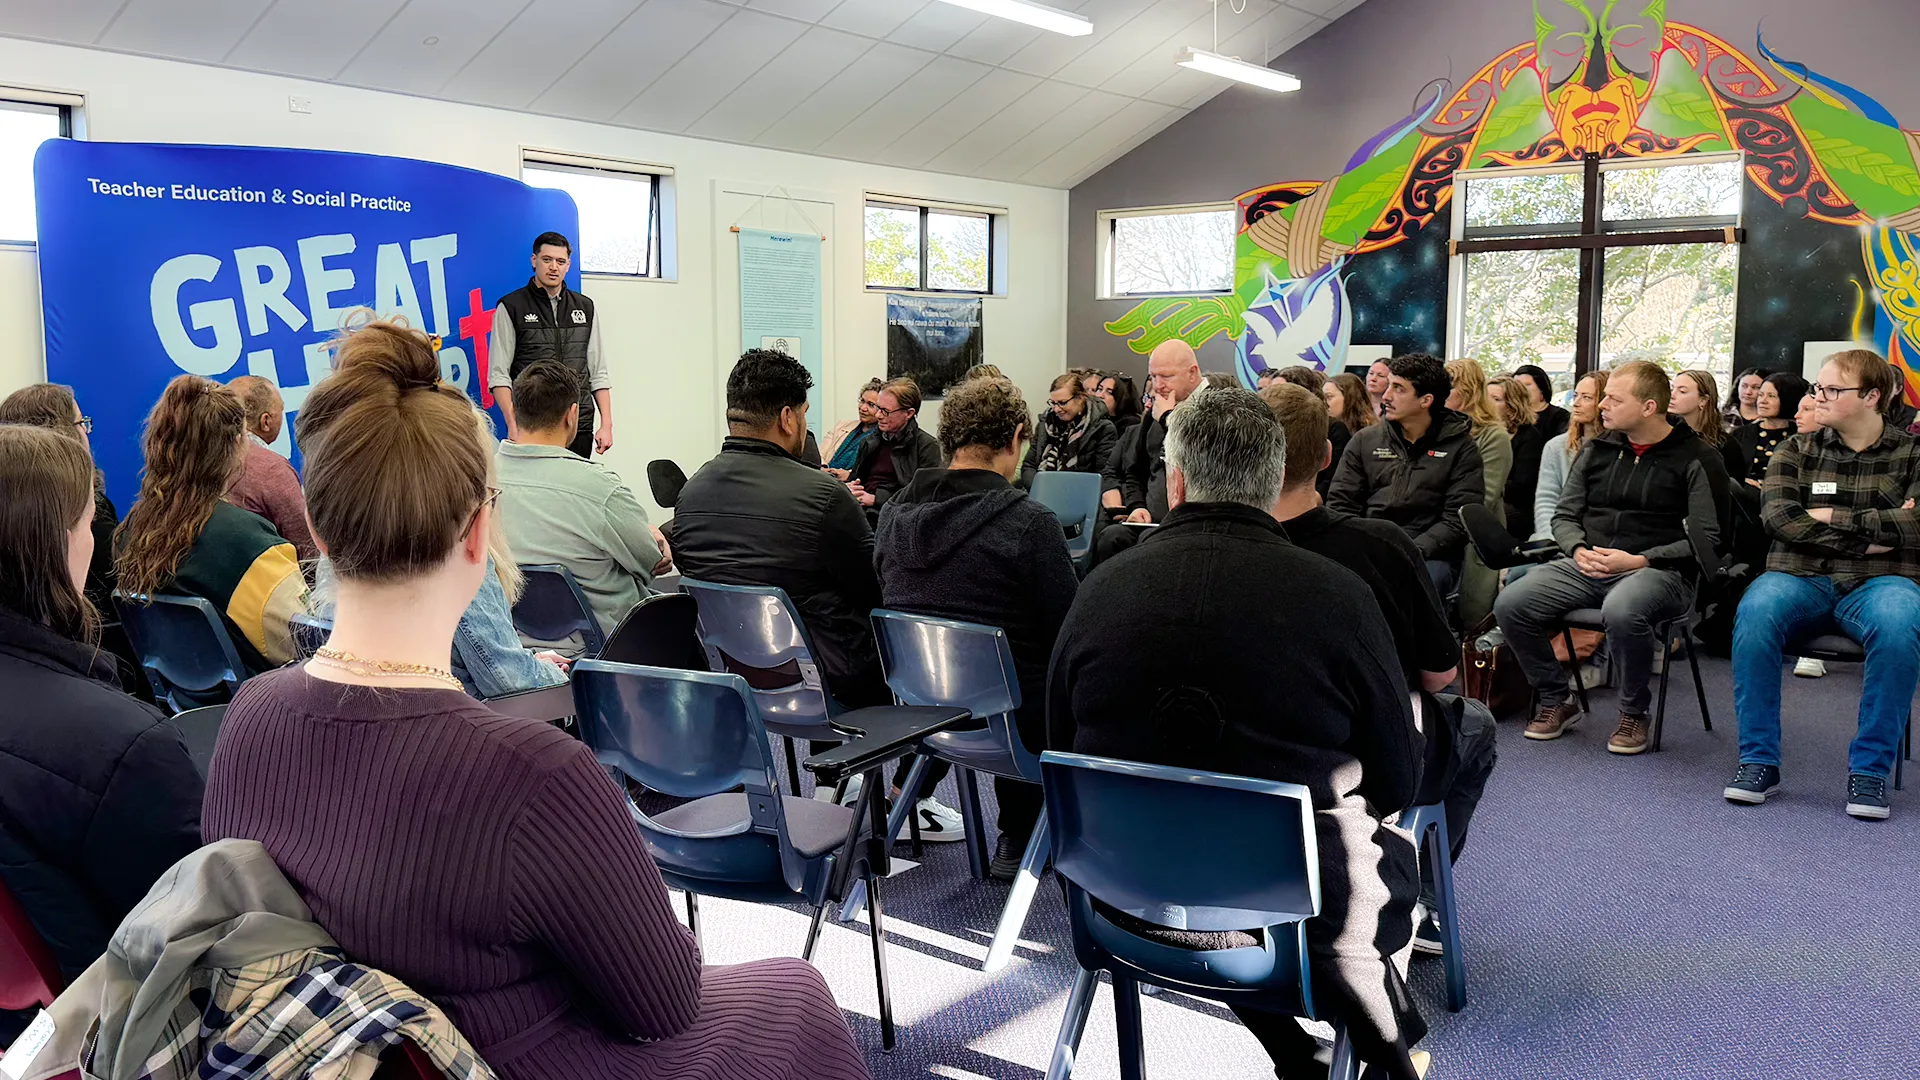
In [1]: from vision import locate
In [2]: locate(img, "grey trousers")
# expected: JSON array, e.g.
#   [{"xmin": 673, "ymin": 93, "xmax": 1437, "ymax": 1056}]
[{"xmin": 1491, "ymin": 558, "xmax": 1690, "ymax": 717}]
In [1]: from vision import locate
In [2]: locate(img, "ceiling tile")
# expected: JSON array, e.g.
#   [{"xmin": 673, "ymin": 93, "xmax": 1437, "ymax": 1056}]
[
  {"xmin": 742, "ymin": 0, "xmax": 841, "ymax": 19},
  {"xmin": 683, "ymin": 25, "xmax": 872, "ymax": 142},
  {"xmin": 335, "ymin": 0, "xmax": 529, "ymax": 96},
  {"xmin": 1215, "ymin": 4, "xmax": 1318, "ymax": 67},
  {"xmin": 222, "ymin": 0, "xmax": 405, "ymax": 78},
  {"xmin": 0, "ymin": 0, "xmax": 126, "ymax": 42},
  {"xmin": 522, "ymin": 0, "xmax": 731, "ymax": 120},
  {"xmin": 885, "ymin": 1, "xmax": 986, "ymax": 52},
  {"xmin": 943, "ymin": 15, "xmax": 1040, "ymax": 66},
  {"xmin": 1283, "ymin": 0, "xmax": 1360, "ymax": 16},
  {"xmin": 923, "ymin": 78, "xmax": 1086, "ymax": 173},
  {"xmin": 753, "ymin": 40, "xmax": 931, "ymax": 152},
  {"xmin": 1139, "ymin": 61, "xmax": 1222, "ymax": 107},
  {"xmin": 817, "ymin": 0, "xmax": 925, "ymax": 39},
  {"xmin": 814, "ymin": 54, "xmax": 989, "ymax": 161},
  {"xmin": 1019, "ymin": 97, "xmax": 1178, "ymax": 187},
  {"xmin": 977, "ymin": 87, "xmax": 1126, "ymax": 178},
  {"xmin": 877, "ymin": 65, "xmax": 1041, "ymax": 168},
  {"xmin": 616, "ymin": 9, "xmax": 808, "ymax": 132},
  {"xmin": 1048, "ymin": 0, "xmax": 1227, "ymax": 89},
  {"xmin": 100, "ymin": 0, "xmax": 274, "ymax": 62},
  {"xmin": 997, "ymin": 0, "xmax": 1147, "ymax": 79}
]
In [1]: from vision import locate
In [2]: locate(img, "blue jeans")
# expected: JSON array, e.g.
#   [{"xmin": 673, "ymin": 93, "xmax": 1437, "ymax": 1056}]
[{"xmin": 1733, "ymin": 572, "xmax": 1920, "ymax": 778}]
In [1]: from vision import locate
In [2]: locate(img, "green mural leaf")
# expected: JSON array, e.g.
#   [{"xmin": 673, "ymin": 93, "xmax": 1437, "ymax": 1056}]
[
  {"xmin": 1636, "ymin": 48, "xmax": 1725, "ymax": 146},
  {"xmin": 1788, "ymin": 93, "xmax": 1920, "ymax": 218},
  {"xmin": 1471, "ymin": 75, "xmax": 1555, "ymax": 165},
  {"xmin": 1805, "ymin": 130, "xmax": 1920, "ymax": 198},
  {"xmin": 1481, "ymin": 92, "xmax": 1547, "ymax": 145},
  {"xmin": 1321, "ymin": 138, "xmax": 1420, "ymax": 248},
  {"xmin": 1103, "ymin": 295, "xmax": 1247, "ymax": 355}
]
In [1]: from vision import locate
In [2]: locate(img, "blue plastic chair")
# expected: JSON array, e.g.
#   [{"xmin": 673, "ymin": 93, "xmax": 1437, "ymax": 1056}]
[
  {"xmin": 569, "ymin": 660, "xmax": 900, "ymax": 1049},
  {"xmin": 289, "ymin": 612, "xmax": 332, "ymax": 660},
  {"xmin": 512, "ymin": 564, "xmax": 606, "ymax": 658},
  {"xmin": 171, "ymin": 704, "xmax": 227, "ymax": 778},
  {"xmin": 113, "ymin": 592, "xmax": 248, "ymax": 713},
  {"xmin": 1029, "ymin": 471, "xmax": 1101, "ymax": 563},
  {"xmin": 1400, "ymin": 803, "xmax": 1465, "ymax": 1011},
  {"xmin": 837, "ymin": 612, "xmax": 1048, "ymax": 973},
  {"xmin": 679, "ymin": 579, "xmax": 849, "ymax": 795},
  {"xmin": 1038, "ymin": 751, "xmax": 1361, "ymax": 1080}
]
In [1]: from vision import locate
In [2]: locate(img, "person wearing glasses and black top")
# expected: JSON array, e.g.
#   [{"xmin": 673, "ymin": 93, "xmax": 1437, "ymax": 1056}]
[
  {"xmin": 848, "ymin": 377, "xmax": 943, "ymax": 517},
  {"xmin": 1019, "ymin": 373, "xmax": 1117, "ymax": 489}
]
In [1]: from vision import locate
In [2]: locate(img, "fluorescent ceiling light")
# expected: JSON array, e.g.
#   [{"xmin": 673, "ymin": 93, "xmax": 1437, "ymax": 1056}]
[
  {"xmin": 933, "ymin": 0, "xmax": 1093, "ymax": 37},
  {"xmin": 1175, "ymin": 47, "xmax": 1301, "ymax": 93}
]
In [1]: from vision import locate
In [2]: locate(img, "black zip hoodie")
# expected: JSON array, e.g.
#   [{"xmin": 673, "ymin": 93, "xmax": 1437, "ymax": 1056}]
[{"xmin": 1551, "ymin": 415, "xmax": 1731, "ymax": 566}]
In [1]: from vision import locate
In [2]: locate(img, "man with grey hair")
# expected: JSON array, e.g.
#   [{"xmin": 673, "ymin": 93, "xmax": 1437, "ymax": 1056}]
[
  {"xmin": 224, "ymin": 374, "xmax": 317, "ymax": 563},
  {"xmin": 1048, "ymin": 385, "xmax": 1432, "ymax": 1079}
]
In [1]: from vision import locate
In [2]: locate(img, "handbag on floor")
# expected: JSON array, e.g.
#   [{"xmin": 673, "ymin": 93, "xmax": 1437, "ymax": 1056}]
[{"xmin": 1462, "ymin": 617, "xmax": 1531, "ymax": 721}]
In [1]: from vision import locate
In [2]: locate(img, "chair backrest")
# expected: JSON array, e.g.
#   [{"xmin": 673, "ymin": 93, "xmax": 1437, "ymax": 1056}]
[
  {"xmin": 512, "ymin": 565, "xmax": 606, "ymax": 657},
  {"xmin": 0, "ymin": 873, "xmax": 63, "ymax": 1013},
  {"xmin": 170, "ymin": 705, "xmax": 227, "ymax": 778},
  {"xmin": 871, "ymin": 610, "xmax": 1036, "ymax": 778},
  {"xmin": 600, "ymin": 593, "xmax": 708, "ymax": 670},
  {"xmin": 570, "ymin": 660, "xmax": 804, "ymax": 891},
  {"xmin": 289, "ymin": 612, "xmax": 332, "ymax": 660},
  {"xmin": 679, "ymin": 579, "xmax": 837, "ymax": 732},
  {"xmin": 112, "ymin": 592, "xmax": 248, "ymax": 712},
  {"xmin": 646, "ymin": 459, "xmax": 689, "ymax": 508},
  {"xmin": 1029, "ymin": 471, "xmax": 1101, "ymax": 560}
]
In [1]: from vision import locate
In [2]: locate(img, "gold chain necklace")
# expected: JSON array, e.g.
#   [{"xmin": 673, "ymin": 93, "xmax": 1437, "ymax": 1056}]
[{"xmin": 312, "ymin": 646, "xmax": 463, "ymax": 691}]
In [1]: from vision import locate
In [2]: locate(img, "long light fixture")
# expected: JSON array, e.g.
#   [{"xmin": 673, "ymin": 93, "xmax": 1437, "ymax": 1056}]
[
  {"xmin": 932, "ymin": 0, "xmax": 1093, "ymax": 37},
  {"xmin": 1175, "ymin": 46, "xmax": 1301, "ymax": 93}
]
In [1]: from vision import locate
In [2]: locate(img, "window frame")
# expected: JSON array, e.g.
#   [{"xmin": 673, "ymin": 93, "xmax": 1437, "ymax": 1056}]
[
  {"xmin": 863, "ymin": 194, "xmax": 1003, "ymax": 295},
  {"xmin": 1095, "ymin": 202, "xmax": 1238, "ymax": 300},
  {"xmin": 520, "ymin": 148, "xmax": 674, "ymax": 282},
  {"xmin": 0, "ymin": 85, "xmax": 85, "ymax": 249}
]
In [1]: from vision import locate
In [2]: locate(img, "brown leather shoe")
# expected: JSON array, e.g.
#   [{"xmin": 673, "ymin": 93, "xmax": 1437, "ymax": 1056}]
[
  {"xmin": 1524, "ymin": 700, "xmax": 1582, "ymax": 740},
  {"xmin": 1608, "ymin": 713, "xmax": 1651, "ymax": 755}
]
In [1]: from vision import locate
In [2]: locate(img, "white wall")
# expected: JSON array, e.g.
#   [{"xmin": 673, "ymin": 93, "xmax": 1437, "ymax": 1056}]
[{"xmin": 0, "ymin": 37, "xmax": 1070, "ymax": 515}]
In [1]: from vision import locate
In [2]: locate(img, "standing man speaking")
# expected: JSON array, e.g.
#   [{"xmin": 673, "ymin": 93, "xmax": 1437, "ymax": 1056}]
[{"xmin": 489, "ymin": 232, "xmax": 611, "ymax": 457}]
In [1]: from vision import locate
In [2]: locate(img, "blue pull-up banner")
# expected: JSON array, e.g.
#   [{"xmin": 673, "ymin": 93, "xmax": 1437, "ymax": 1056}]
[{"xmin": 33, "ymin": 140, "xmax": 579, "ymax": 509}]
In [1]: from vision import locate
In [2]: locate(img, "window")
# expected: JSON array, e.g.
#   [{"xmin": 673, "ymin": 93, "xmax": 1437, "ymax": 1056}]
[
  {"xmin": 864, "ymin": 196, "xmax": 1001, "ymax": 293},
  {"xmin": 521, "ymin": 150, "xmax": 670, "ymax": 278},
  {"xmin": 1450, "ymin": 154, "xmax": 1743, "ymax": 393},
  {"xmin": 0, "ymin": 97, "xmax": 74, "ymax": 244},
  {"xmin": 1098, "ymin": 205, "xmax": 1235, "ymax": 298}
]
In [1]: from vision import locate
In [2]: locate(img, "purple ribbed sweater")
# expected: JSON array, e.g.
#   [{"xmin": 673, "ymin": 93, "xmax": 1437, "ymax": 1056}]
[{"xmin": 202, "ymin": 669, "xmax": 869, "ymax": 1080}]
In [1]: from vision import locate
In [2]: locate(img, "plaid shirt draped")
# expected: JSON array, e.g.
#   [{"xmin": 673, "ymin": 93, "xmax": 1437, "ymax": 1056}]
[
  {"xmin": 1761, "ymin": 423, "xmax": 1920, "ymax": 589},
  {"xmin": 114, "ymin": 949, "xmax": 493, "ymax": 1080}
]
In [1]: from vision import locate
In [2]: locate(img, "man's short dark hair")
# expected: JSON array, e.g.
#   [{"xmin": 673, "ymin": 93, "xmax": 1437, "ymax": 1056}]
[
  {"xmin": 727, "ymin": 349, "xmax": 813, "ymax": 428},
  {"xmin": 1260, "ymin": 382, "xmax": 1331, "ymax": 492},
  {"xmin": 532, "ymin": 231, "xmax": 572, "ymax": 256},
  {"xmin": 1388, "ymin": 353, "xmax": 1451, "ymax": 407},
  {"xmin": 1276, "ymin": 365, "xmax": 1327, "ymax": 395},
  {"xmin": 512, "ymin": 360, "xmax": 582, "ymax": 432}
]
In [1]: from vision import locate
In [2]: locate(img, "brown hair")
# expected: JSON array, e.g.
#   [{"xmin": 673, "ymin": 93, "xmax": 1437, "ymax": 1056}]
[
  {"xmin": 938, "ymin": 377, "xmax": 1029, "ymax": 458},
  {"xmin": 296, "ymin": 316, "xmax": 489, "ymax": 583},
  {"xmin": 1609, "ymin": 360, "xmax": 1671, "ymax": 412},
  {"xmin": 880, "ymin": 377, "xmax": 923, "ymax": 414},
  {"xmin": 963, "ymin": 364, "xmax": 1004, "ymax": 383},
  {"xmin": 115, "ymin": 375, "xmax": 246, "ymax": 597},
  {"xmin": 1276, "ymin": 365, "xmax": 1327, "ymax": 395},
  {"xmin": 0, "ymin": 425, "xmax": 98, "ymax": 642},
  {"xmin": 1487, "ymin": 375, "xmax": 1537, "ymax": 434},
  {"xmin": 1328, "ymin": 373, "xmax": 1377, "ymax": 431},
  {"xmin": 1674, "ymin": 370, "xmax": 1727, "ymax": 447},
  {"xmin": 1048, "ymin": 372, "xmax": 1086, "ymax": 398},
  {"xmin": 0, "ymin": 384, "xmax": 83, "ymax": 441},
  {"xmin": 1445, "ymin": 358, "xmax": 1503, "ymax": 435},
  {"xmin": 1824, "ymin": 348, "xmax": 1903, "ymax": 414},
  {"xmin": 1567, "ymin": 369, "xmax": 1610, "ymax": 459},
  {"xmin": 1260, "ymin": 382, "xmax": 1331, "ymax": 492}
]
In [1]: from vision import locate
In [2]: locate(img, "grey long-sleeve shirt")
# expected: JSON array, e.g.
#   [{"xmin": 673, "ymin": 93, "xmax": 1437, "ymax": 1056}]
[{"xmin": 487, "ymin": 299, "xmax": 611, "ymax": 393}]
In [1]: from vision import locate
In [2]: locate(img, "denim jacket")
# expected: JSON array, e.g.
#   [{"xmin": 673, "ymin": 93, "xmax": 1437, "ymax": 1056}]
[{"xmin": 311, "ymin": 558, "xmax": 565, "ymax": 699}]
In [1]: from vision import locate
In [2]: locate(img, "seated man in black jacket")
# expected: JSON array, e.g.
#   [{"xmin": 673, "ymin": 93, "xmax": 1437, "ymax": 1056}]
[
  {"xmin": 672, "ymin": 349, "xmax": 889, "ymax": 710},
  {"xmin": 876, "ymin": 377, "xmax": 1079, "ymax": 875},
  {"xmin": 848, "ymin": 377, "xmax": 943, "ymax": 518},
  {"xmin": 1492, "ymin": 361, "xmax": 1730, "ymax": 755},
  {"xmin": 1091, "ymin": 340, "xmax": 1203, "ymax": 563},
  {"xmin": 1328, "ymin": 353, "xmax": 1486, "ymax": 598},
  {"xmin": 1264, "ymin": 382, "xmax": 1498, "ymax": 955},
  {"xmin": 1050, "ymin": 386, "xmax": 1429, "ymax": 1080},
  {"xmin": 1018, "ymin": 373, "xmax": 1118, "ymax": 489}
]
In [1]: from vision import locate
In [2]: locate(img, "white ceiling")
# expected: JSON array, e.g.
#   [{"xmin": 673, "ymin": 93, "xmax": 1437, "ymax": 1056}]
[{"xmin": 0, "ymin": 0, "xmax": 1362, "ymax": 189}]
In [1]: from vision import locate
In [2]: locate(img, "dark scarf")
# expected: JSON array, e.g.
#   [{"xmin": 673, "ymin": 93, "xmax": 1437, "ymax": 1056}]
[{"xmin": 1038, "ymin": 408, "xmax": 1090, "ymax": 473}]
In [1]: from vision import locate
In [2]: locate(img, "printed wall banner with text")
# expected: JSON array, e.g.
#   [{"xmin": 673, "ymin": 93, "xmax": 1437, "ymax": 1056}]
[
  {"xmin": 886, "ymin": 294, "xmax": 983, "ymax": 398},
  {"xmin": 34, "ymin": 140, "xmax": 578, "ymax": 509},
  {"xmin": 738, "ymin": 228, "xmax": 824, "ymax": 430}
]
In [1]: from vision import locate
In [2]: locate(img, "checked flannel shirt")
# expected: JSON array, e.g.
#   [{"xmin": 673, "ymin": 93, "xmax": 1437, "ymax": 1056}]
[{"xmin": 1760, "ymin": 422, "xmax": 1920, "ymax": 589}]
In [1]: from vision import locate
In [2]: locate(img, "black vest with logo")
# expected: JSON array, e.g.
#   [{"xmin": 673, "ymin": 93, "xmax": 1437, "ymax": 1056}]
[{"xmin": 497, "ymin": 278, "xmax": 595, "ymax": 405}]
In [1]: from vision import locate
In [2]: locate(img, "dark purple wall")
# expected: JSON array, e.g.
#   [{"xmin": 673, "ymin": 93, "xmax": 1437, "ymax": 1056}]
[{"xmin": 1067, "ymin": 0, "xmax": 1920, "ymax": 377}]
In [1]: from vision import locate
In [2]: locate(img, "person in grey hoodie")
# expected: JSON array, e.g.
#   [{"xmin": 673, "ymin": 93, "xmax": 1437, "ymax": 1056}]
[{"xmin": 874, "ymin": 377, "xmax": 1080, "ymax": 879}]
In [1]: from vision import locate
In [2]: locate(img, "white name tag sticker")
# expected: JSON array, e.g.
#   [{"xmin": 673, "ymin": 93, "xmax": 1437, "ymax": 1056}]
[
  {"xmin": 0, "ymin": 1009, "xmax": 55, "ymax": 1080},
  {"xmin": 1812, "ymin": 482, "xmax": 1838, "ymax": 496}
]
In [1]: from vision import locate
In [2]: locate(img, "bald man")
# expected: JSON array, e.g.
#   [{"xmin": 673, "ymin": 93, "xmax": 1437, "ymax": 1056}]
[
  {"xmin": 225, "ymin": 375, "xmax": 317, "ymax": 563},
  {"xmin": 1093, "ymin": 340, "xmax": 1204, "ymax": 563}
]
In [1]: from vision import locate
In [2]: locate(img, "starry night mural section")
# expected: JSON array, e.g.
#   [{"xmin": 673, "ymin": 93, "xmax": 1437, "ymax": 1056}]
[
  {"xmin": 1732, "ymin": 177, "xmax": 1874, "ymax": 379},
  {"xmin": 1344, "ymin": 203, "xmax": 1450, "ymax": 359}
]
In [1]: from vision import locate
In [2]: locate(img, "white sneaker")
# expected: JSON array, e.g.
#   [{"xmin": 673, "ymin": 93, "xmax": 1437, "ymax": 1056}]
[
  {"xmin": 910, "ymin": 797, "xmax": 967, "ymax": 843},
  {"xmin": 1576, "ymin": 658, "xmax": 1610, "ymax": 690},
  {"xmin": 1793, "ymin": 657, "xmax": 1828, "ymax": 679},
  {"xmin": 823, "ymin": 774, "xmax": 862, "ymax": 804}
]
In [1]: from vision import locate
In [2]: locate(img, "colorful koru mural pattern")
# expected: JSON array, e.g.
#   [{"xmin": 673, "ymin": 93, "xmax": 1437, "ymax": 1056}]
[{"xmin": 1105, "ymin": 0, "xmax": 1920, "ymax": 400}]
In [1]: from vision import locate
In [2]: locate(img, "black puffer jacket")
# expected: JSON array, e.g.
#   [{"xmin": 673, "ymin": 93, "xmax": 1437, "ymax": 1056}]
[
  {"xmin": 671, "ymin": 437, "xmax": 884, "ymax": 694},
  {"xmin": 0, "ymin": 606, "xmax": 202, "ymax": 1041},
  {"xmin": 1326, "ymin": 407, "xmax": 1486, "ymax": 561}
]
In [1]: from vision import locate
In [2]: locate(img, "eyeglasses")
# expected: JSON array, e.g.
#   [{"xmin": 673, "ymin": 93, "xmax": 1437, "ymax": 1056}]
[
  {"xmin": 872, "ymin": 404, "xmax": 911, "ymax": 418},
  {"xmin": 1811, "ymin": 384, "xmax": 1867, "ymax": 401},
  {"xmin": 465, "ymin": 486, "xmax": 501, "ymax": 537},
  {"xmin": 74, "ymin": 415, "xmax": 93, "ymax": 434}
]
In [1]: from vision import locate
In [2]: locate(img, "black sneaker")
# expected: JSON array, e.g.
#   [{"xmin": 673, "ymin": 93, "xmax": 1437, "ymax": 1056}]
[
  {"xmin": 1723, "ymin": 762, "xmax": 1781, "ymax": 805},
  {"xmin": 989, "ymin": 833, "xmax": 1022, "ymax": 882},
  {"xmin": 1411, "ymin": 905, "xmax": 1444, "ymax": 956},
  {"xmin": 1846, "ymin": 773, "xmax": 1891, "ymax": 820}
]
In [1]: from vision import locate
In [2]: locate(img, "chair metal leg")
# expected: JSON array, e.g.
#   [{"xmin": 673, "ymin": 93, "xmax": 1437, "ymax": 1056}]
[
  {"xmin": 1112, "ymin": 975, "xmax": 1146, "ymax": 1080},
  {"xmin": 983, "ymin": 814, "xmax": 1051, "ymax": 973},
  {"xmin": 1652, "ymin": 630, "xmax": 1674, "ymax": 752},
  {"xmin": 839, "ymin": 757, "xmax": 930, "ymax": 923},
  {"xmin": 1328, "ymin": 1025, "xmax": 1360, "ymax": 1080},
  {"xmin": 1423, "ymin": 816, "xmax": 1466, "ymax": 1012},
  {"xmin": 802, "ymin": 902, "xmax": 829, "ymax": 962},
  {"xmin": 956, "ymin": 767, "xmax": 989, "ymax": 880},
  {"xmin": 685, "ymin": 891, "xmax": 702, "ymax": 956},
  {"xmin": 1898, "ymin": 712, "xmax": 1910, "ymax": 791},
  {"xmin": 867, "ymin": 873, "xmax": 896, "ymax": 1052},
  {"xmin": 784, "ymin": 736, "xmax": 802, "ymax": 797},
  {"xmin": 1562, "ymin": 626, "xmax": 1591, "ymax": 714},
  {"xmin": 1688, "ymin": 633, "xmax": 1713, "ymax": 732},
  {"xmin": 1046, "ymin": 967, "xmax": 1099, "ymax": 1080}
]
